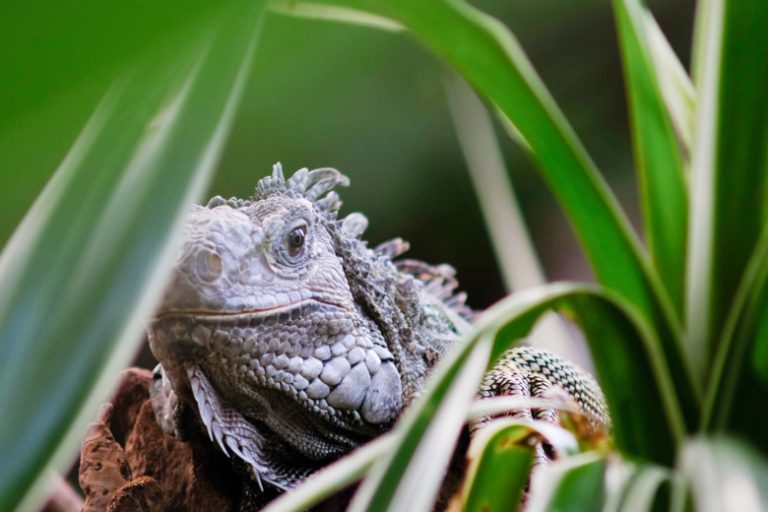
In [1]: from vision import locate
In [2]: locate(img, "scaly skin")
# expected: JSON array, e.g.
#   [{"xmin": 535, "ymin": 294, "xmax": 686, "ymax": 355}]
[{"xmin": 147, "ymin": 164, "xmax": 609, "ymax": 494}]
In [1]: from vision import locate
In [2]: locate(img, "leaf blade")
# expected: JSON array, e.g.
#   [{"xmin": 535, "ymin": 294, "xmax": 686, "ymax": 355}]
[
  {"xmin": 642, "ymin": 12, "xmax": 696, "ymax": 152},
  {"xmin": 703, "ymin": 223, "xmax": 768, "ymax": 453},
  {"xmin": 459, "ymin": 421, "xmax": 571, "ymax": 512},
  {"xmin": 0, "ymin": 3, "xmax": 267, "ymax": 509},
  {"xmin": 681, "ymin": 437, "xmax": 768, "ymax": 512},
  {"xmin": 686, "ymin": 0, "xmax": 768, "ymax": 378},
  {"xmin": 527, "ymin": 453, "xmax": 607, "ymax": 512},
  {"xmin": 614, "ymin": 0, "xmax": 688, "ymax": 312}
]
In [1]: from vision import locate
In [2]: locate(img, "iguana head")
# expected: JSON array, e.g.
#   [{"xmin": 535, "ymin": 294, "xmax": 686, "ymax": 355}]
[
  {"xmin": 155, "ymin": 166, "xmax": 357, "ymax": 321},
  {"xmin": 148, "ymin": 164, "xmax": 468, "ymax": 481}
]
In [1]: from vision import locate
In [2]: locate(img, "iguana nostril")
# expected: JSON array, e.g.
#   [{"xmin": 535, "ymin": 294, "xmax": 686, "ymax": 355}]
[{"xmin": 196, "ymin": 249, "xmax": 222, "ymax": 282}]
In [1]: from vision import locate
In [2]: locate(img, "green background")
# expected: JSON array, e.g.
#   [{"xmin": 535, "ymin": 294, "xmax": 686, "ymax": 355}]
[{"xmin": 0, "ymin": 0, "xmax": 692, "ymax": 308}]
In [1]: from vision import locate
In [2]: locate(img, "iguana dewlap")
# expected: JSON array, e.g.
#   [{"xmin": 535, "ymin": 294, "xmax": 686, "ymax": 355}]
[{"xmin": 147, "ymin": 164, "xmax": 609, "ymax": 494}]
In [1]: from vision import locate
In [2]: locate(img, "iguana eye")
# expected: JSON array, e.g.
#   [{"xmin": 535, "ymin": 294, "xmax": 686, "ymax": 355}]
[
  {"xmin": 286, "ymin": 225, "xmax": 307, "ymax": 257},
  {"xmin": 195, "ymin": 249, "xmax": 222, "ymax": 282}
]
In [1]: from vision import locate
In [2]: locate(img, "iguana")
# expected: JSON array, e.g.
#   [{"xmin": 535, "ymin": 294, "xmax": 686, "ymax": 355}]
[{"xmin": 147, "ymin": 164, "xmax": 609, "ymax": 504}]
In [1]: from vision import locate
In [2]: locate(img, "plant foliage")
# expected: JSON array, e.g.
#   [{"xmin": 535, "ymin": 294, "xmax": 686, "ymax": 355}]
[{"xmin": 2, "ymin": 0, "xmax": 768, "ymax": 510}]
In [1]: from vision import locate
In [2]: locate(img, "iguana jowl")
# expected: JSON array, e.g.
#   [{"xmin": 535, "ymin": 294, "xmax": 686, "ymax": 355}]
[{"xmin": 147, "ymin": 164, "xmax": 609, "ymax": 494}]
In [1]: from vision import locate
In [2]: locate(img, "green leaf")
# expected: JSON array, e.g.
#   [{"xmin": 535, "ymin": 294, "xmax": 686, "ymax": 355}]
[
  {"xmin": 527, "ymin": 453, "xmax": 607, "ymax": 512},
  {"xmin": 0, "ymin": 2, "xmax": 266, "ymax": 509},
  {"xmin": 282, "ymin": 0, "xmax": 700, "ymax": 433},
  {"xmin": 642, "ymin": 12, "xmax": 696, "ymax": 153},
  {"xmin": 347, "ymin": 283, "xmax": 684, "ymax": 512},
  {"xmin": 422, "ymin": 0, "xmax": 666, "ymax": 311},
  {"xmin": 686, "ymin": 0, "xmax": 768, "ymax": 378},
  {"xmin": 537, "ymin": 289, "xmax": 684, "ymax": 464},
  {"xmin": 614, "ymin": 0, "xmax": 688, "ymax": 313},
  {"xmin": 603, "ymin": 460, "xmax": 673, "ymax": 512},
  {"xmin": 703, "ymin": 224, "xmax": 768, "ymax": 451},
  {"xmin": 681, "ymin": 437, "xmax": 768, "ymax": 512},
  {"xmin": 459, "ymin": 419, "xmax": 580, "ymax": 512},
  {"xmin": 269, "ymin": 1, "xmax": 404, "ymax": 31},
  {"xmin": 0, "ymin": 1, "xmax": 230, "ymax": 134},
  {"xmin": 458, "ymin": 421, "xmax": 535, "ymax": 512}
]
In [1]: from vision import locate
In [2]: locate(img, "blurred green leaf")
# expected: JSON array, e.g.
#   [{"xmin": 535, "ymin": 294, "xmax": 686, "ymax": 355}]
[
  {"xmin": 285, "ymin": 0, "xmax": 700, "ymax": 434},
  {"xmin": 459, "ymin": 421, "xmax": 535, "ymax": 512},
  {"xmin": 703, "ymin": 225, "xmax": 768, "ymax": 451},
  {"xmin": 0, "ymin": 1, "xmax": 228, "ymax": 133},
  {"xmin": 686, "ymin": 0, "xmax": 768, "ymax": 378},
  {"xmin": 0, "ymin": 2, "xmax": 266, "ymax": 509},
  {"xmin": 603, "ymin": 460, "xmax": 672, "ymax": 512},
  {"xmin": 270, "ymin": 1, "xmax": 404, "ymax": 31},
  {"xmin": 459, "ymin": 419, "xmax": 583, "ymax": 512},
  {"xmin": 614, "ymin": 0, "xmax": 688, "ymax": 313},
  {"xmin": 642, "ymin": 12, "xmax": 696, "ymax": 152},
  {"xmin": 527, "ymin": 453, "xmax": 607, "ymax": 512},
  {"xmin": 444, "ymin": 75, "xmax": 545, "ymax": 294},
  {"xmin": 681, "ymin": 437, "xmax": 768, "ymax": 512}
]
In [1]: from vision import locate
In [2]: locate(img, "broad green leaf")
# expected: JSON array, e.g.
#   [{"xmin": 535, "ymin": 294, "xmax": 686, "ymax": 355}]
[
  {"xmin": 458, "ymin": 419, "xmax": 583, "ymax": 512},
  {"xmin": 642, "ymin": 13, "xmax": 696, "ymax": 152},
  {"xmin": 0, "ymin": 1, "xmax": 230, "ymax": 135},
  {"xmin": 614, "ymin": 0, "xmax": 688, "ymax": 313},
  {"xmin": 681, "ymin": 437, "xmax": 768, "ymax": 512},
  {"xmin": 281, "ymin": 0, "xmax": 657, "ymax": 316},
  {"xmin": 285, "ymin": 0, "xmax": 700, "ymax": 433},
  {"xmin": 603, "ymin": 460, "xmax": 672, "ymax": 512},
  {"xmin": 527, "ymin": 452, "xmax": 607, "ymax": 512},
  {"xmin": 347, "ymin": 283, "xmax": 684, "ymax": 512},
  {"xmin": 458, "ymin": 420, "xmax": 572, "ymax": 512},
  {"xmin": 703, "ymin": 225, "xmax": 768, "ymax": 451},
  {"xmin": 269, "ymin": 1, "xmax": 404, "ymax": 31},
  {"xmin": 0, "ymin": 2, "xmax": 266, "ymax": 509},
  {"xmin": 686, "ymin": 0, "xmax": 768, "ymax": 378}
]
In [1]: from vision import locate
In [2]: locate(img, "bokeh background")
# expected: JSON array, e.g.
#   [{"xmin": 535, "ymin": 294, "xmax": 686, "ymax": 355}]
[{"xmin": 0, "ymin": 0, "xmax": 694, "ymax": 311}]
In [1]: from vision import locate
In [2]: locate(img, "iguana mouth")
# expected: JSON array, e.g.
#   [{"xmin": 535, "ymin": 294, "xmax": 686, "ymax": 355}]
[{"xmin": 153, "ymin": 297, "xmax": 350, "ymax": 322}]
